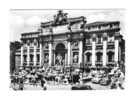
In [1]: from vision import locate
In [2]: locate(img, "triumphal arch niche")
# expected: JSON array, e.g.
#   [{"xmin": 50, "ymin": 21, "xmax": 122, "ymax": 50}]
[{"xmin": 40, "ymin": 10, "xmax": 86, "ymax": 67}]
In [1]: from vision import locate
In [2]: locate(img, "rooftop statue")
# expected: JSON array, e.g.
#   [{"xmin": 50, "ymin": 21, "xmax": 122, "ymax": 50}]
[{"xmin": 53, "ymin": 10, "xmax": 68, "ymax": 25}]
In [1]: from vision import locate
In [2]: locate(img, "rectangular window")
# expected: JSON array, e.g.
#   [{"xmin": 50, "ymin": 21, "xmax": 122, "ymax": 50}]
[
  {"xmin": 23, "ymin": 55, "xmax": 27, "ymax": 62},
  {"xmin": 97, "ymin": 35, "xmax": 102, "ymax": 44},
  {"xmin": 108, "ymin": 34, "xmax": 114, "ymax": 43},
  {"xmin": 37, "ymin": 54, "xmax": 40, "ymax": 62},
  {"xmin": 86, "ymin": 38, "xmax": 91, "ymax": 45}
]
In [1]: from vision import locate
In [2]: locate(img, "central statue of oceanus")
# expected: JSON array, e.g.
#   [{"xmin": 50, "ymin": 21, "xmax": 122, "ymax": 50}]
[{"xmin": 55, "ymin": 54, "xmax": 65, "ymax": 65}]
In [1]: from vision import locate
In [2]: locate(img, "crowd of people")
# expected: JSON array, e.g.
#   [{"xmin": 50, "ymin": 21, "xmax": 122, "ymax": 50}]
[
  {"xmin": 10, "ymin": 65, "xmax": 125, "ymax": 90},
  {"xmin": 10, "ymin": 68, "xmax": 46, "ymax": 90}
]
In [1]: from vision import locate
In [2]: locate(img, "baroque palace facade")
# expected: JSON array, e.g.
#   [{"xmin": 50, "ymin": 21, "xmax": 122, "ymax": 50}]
[{"xmin": 15, "ymin": 10, "xmax": 125, "ymax": 72}]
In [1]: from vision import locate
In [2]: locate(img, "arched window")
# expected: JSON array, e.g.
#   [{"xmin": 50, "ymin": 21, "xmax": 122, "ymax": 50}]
[
  {"xmin": 96, "ymin": 52, "xmax": 102, "ymax": 62},
  {"xmin": 107, "ymin": 51, "xmax": 114, "ymax": 62},
  {"xmin": 85, "ymin": 52, "xmax": 92, "ymax": 62},
  {"xmin": 30, "ymin": 54, "xmax": 33, "ymax": 62}
]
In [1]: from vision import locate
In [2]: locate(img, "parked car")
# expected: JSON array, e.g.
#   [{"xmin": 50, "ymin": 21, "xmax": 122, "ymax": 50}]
[
  {"xmin": 82, "ymin": 78, "xmax": 92, "ymax": 83},
  {"xmin": 99, "ymin": 76, "xmax": 111, "ymax": 86},
  {"xmin": 71, "ymin": 85, "xmax": 93, "ymax": 90}
]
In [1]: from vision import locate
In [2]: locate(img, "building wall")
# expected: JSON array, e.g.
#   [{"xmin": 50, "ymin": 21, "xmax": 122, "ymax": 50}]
[
  {"xmin": 16, "ymin": 14, "xmax": 124, "ymax": 70},
  {"xmin": 18, "ymin": 32, "xmax": 124, "ymax": 69}
]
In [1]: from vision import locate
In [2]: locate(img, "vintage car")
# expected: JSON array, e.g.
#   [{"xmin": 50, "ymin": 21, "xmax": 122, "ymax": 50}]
[
  {"xmin": 82, "ymin": 77, "xmax": 92, "ymax": 83},
  {"xmin": 81, "ymin": 73, "xmax": 92, "ymax": 83},
  {"xmin": 71, "ymin": 85, "xmax": 93, "ymax": 90},
  {"xmin": 99, "ymin": 76, "xmax": 111, "ymax": 86}
]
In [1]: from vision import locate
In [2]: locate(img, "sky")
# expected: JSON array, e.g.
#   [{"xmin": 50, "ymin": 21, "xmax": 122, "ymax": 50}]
[{"xmin": 9, "ymin": 9, "xmax": 125, "ymax": 41}]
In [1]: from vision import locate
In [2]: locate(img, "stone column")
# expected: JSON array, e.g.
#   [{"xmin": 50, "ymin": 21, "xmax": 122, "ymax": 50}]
[
  {"xmin": 27, "ymin": 45, "xmax": 30, "ymax": 66},
  {"xmin": 53, "ymin": 53, "xmax": 55, "ymax": 65},
  {"xmin": 39, "ymin": 43, "xmax": 42, "ymax": 67},
  {"xmin": 65, "ymin": 53, "xmax": 67, "ymax": 65},
  {"xmin": 79, "ymin": 40, "xmax": 83, "ymax": 65},
  {"xmin": 33, "ymin": 45, "xmax": 37, "ymax": 66},
  {"xmin": 84, "ymin": 54, "xmax": 87, "ymax": 63},
  {"xmin": 67, "ymin": 41, "xmax": 71, "ymax": 66},
  {"xmin": 49, "ymin": 42, "xmax": 52, "ymax": 66},
  {"xmin": 103, "ymin": 33, "xmax": 107, "ymax": 67},
  {"xmin": 20, "ymin": 45, "xmax": 23, "ymax": 66},
  {"xmin": 115, "ymin": 34, "xmax": 119, "ymax": 64},
  {"xmin": 92, "ymin": 34, "xmax": 96, "ymax": 67},
  {"xmin": 79, "ymin": 33, "xmax": 84, "ymax": 66},
  {"xmin": 119, "ymin": 47, "xmax": 121, "ymax": 62}
]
